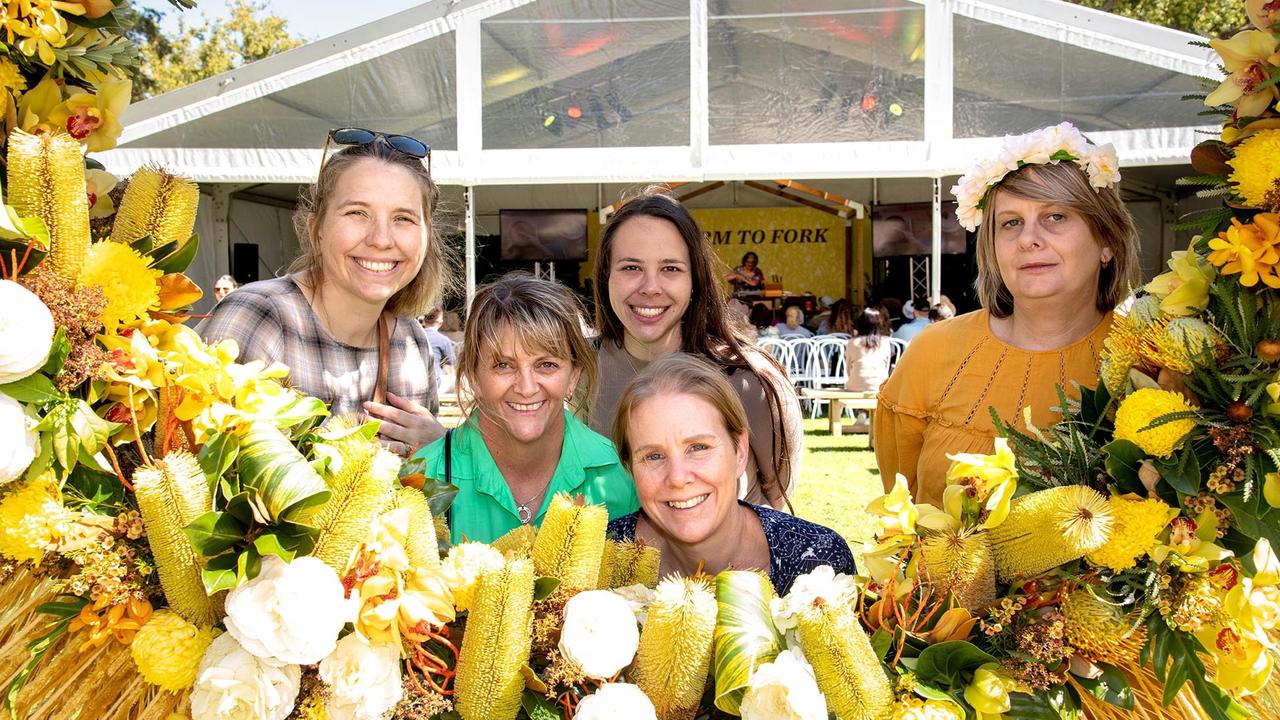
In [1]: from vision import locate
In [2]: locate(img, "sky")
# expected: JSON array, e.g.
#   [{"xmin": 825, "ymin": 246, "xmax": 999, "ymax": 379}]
[{"xmin": 136, "ymin": 0, "xmax": 425, "ymax": 42}]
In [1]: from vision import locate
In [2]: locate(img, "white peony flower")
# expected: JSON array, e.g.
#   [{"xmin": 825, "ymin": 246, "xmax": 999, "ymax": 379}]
[
  {"xmin": 224, "ymin": 555, "xmax": 350, "ymax": 665},
  {"xmin": 771, "ymin": 565, "xmax": 857, "ymax": 633},
  {"xmin": 0, "ymin": 280, "xmax": 53, "ymax": 384},
  {"xmin": 319, "ymin": 633, "xmax": 403, "ymax": 720},
  {"xmin": 559, "ymin": 589, "xmax": 641, "ymax": 680},
  {"xmin": 740, "ymin": 648, "xmax": 828, "ymax": 720},
  {"xmin": 575, "ymin": 683, "xmax": 657, "ymax": 720},
  {"xmin": 0, "ymin": 392, "xmax": 38, "ymax": 485},
  {"xmin": 190, "ymin": 633, "xmax": 301, "ymax": 720}
]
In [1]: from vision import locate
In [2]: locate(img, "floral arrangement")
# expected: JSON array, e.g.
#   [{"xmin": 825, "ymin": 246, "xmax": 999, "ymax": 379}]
[{"xmin": 950, "ymin": 121, "xmax": 1121, "ymax": 231}]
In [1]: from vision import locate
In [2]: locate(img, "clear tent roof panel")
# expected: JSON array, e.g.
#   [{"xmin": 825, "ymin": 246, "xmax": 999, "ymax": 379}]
[{"xmin": 103, "ymin": 0, "xmax": 1219, "ymax": 184}]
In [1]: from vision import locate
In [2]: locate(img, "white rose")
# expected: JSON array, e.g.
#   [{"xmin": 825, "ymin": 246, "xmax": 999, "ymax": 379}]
[
  {"xmin": 740, "ymin": 648, "xmax": 828, "ymax": 720},
  {"xmin": 319, "ymin": 633, "xmax": 403, "ymax": 720},
  {"xmin": 558, "ymin": 590, "xmax": 640, "ymax": 679},
  {"xmin": 0, "ymin": 280, "xmax": 53, "ymax": 384},
  {"xmin": 0, "ymin": 392, "xmax": 38, "ymax": 485},
  {"xmin": 224, "ymin": 555, "xmax": 350, "ymax": 664},
  {"xmin": 575, "ymin": 683, "xmax": 657, "ymax": 720},
  {"xmin": 190, "ymin": 633, "xmax": 301, "ymax": 720}
]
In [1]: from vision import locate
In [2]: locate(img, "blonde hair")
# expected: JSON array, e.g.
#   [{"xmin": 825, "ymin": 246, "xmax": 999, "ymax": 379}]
[
  {"xmin": 611, "ymin": 353, "xmax": 748, "ymax": 470},
  {"xmin": 289, "ymin": 141, "xmax": 454, "ymax": 317},
  {"xmin": 975, "ymin": 162, "xmax": 1140, "ymax": 318},
  {"xmin": 458, "ymin": 273, "xmax": 599, "ymax": 419}
]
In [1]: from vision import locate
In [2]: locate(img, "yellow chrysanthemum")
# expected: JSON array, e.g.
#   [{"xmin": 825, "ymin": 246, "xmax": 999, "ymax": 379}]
[
  {"xmin": 129, "ymin": 609, "xmax": 214, "ymax": 691},
  {"xmin": 440, "ymin": 541, "xmax": 505, "ymax": 612},
  {"xmin": 891, "ymin": 697, "xmax": 964, "ymax": 720},
  {"xmin": 0, "ymin": 57, "xmax": 25, "ymax": 93},
  {"xmin": 0, "ymin": 472, "xmax": 67, "ymax": 563},
  {"xmin": 1207, "ymin": 214, "xmax": 1280, "ymax": 288},
  {"xmin": 1114, "ymin": 388, "xmax": 1196, "ymax": 457},
  {"xmin": 1229, "ymin": 130, "xmax": 1280, "ymax": 210},
  {"xmin": 78, "ymin": 241, "xmax": 160, "ymax": 333},
  {"xmin": 1086, "ymin": 495, "xmax": 1178, "ymax": 571}
]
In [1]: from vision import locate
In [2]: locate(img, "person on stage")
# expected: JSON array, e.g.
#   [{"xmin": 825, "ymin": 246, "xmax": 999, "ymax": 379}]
[{"xmin": 725, "ymin": 250, "xmax": 765, "ymax": 295}]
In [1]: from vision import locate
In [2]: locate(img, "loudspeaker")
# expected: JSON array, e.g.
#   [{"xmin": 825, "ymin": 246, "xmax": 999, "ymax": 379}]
[{"xmin": 232, "ymin": 243, "xmax": 259, "ymax": 285}]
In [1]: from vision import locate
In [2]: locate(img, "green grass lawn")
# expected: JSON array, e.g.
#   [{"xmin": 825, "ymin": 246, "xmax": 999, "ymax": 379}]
[{"xmin": 789, "ymin": 418, "xmax": 885, "ymax": 561}]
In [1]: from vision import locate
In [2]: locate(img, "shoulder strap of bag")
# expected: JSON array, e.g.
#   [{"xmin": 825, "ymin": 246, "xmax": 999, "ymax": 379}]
[{"xmin": 373, "ymin": 313, "xmax": 391, "ymax": 404}]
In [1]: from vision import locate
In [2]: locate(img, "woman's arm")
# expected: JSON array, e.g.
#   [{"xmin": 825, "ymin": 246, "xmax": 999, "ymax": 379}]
[{"xmin": 873, "ymin": 397, "xmax": 926, "ymax": 495}]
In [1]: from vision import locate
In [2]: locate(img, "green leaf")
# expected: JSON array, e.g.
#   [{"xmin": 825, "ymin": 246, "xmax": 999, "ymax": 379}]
[
  {"xmin": 319, "ymin": 418, "xmax": 381, "ymax": 444},
  {"xmin": 183, "ymin": 511, "xmax": 247, "ymax": 557},
  {"xmin": 521, "ymin": 689, "xmax": 563, "ymax": 720},
  {"xmin": 712, "ymin": 570, "xmax": 783, "ymax": 714},
  {"xmin": 237, "ymin": 545, "xmax": 263, "ymax": 583},
  {"xmin": 1075, "ymin": 663, "xmax": 1134, "ymax": 709},
  {"xmin": 914, "ymin": 641, "xmax": 997, "ymax": 689},
  {"xmin": 1103, "ymin": 439, "xmax": 1145, "ymax": 493},
  {"xmin": 150, "ymin": 233, "xmax": 200, "ymax": 274},
  {"xmin": 128, "ymin": 234, "xmax": 154, "ymax": 255},
  {"xmin": 40, "ymin": 329, "xmax": 69, "ymax": 376},
  {"xmin": 0, "ymin": 373, "xmax": 61, "ymax": 405},
  {"xmin": 1007, "ymin": 691, "xmax": 1064, "ymax": 720},
  {"xmin": 201, "ymin": 553, "xmax": 240, "ymax": 595},
  {"xmin": 65, "ymin": 463, "xmax": 125, "ymax": 509},
  {"xmin": 68, "ymin": 399, "xmax": 115, "ymax": 456},
  {"xmin": 1156, "ymin": 446, "xmax": 1202, "ymax": 496},
  {"xmin": 272, "ymin": 395, "xmax": 328, "ymax": 430},
  {"xmin": 4, "ymin": 606, "xmax": 78, "ymax": 717},
  {"xmin": 870, "ymin": 629, "xmax": 893, "ymax": 663},
  {"xmin": 236, "ymin": 421, "xmax": 330, "ymax": 521},
  {"xmin": 275, "ymin": 521, "xmax": 319, "ymax": 557},
  {"xmin": 533, "ymin": 576, "xmax": 561, "ymax": 602},
  {"xmin": 224, "ymin": 491, "xmax": 255, "ymax": 526},
  {"xmin": 420, "ymin": 474, "xmax": 460, "ymax": 518},
  {"xmin": 252, "ymin": 533, "xmax": 297, "ymax": 564}
]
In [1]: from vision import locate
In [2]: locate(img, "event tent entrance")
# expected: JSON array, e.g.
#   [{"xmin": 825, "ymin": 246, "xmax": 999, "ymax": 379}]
[{"xmin": 98, "ymin": 0, "xmax": 1218, "ymax": 311}]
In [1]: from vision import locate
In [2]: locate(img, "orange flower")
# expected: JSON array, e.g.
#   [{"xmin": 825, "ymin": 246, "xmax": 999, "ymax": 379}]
[{"xmin": 1207, "ymin": 214, "xmax": 1280, "ymax": 288}]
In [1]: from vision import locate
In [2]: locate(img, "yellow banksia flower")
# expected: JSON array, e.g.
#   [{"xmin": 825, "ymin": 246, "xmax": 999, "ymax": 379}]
[
  {"xmin": 891, "ymin": 697, "xmax": 963, "ymax": 720},
  {"xmin": 987, "ymin": 486, "xmax": 1114, "ymax": 580},
  {"xmin": 1098, "ymin": 344, "xmax": 1136, "ymax": 400},
  {"xmin": 492, "ymin": 523, "xmax": 537, "ymax": 558},
  {"xmin": 0, "ymin": 470, "xmax": 67, "ymax": 564},
  {"xmin": 797, "ymin": 597, "xmax": 894, "ymax": 720},
  {"xmin": 442, "ymin": 541, "xmax": 506, "ymax": 612},
  {"xmin": 453, "ymin": 558, "xmax": 535, "ymax": 720},
  {"xmin": 7, "ymin": 130, "xmax": 90, "ymax": 283},
  {"xmin": 920, "ymin": 530, "xmax": 996, "ymax": 613},
  {"xmin": 632, "ymin": 576, "xmax": 718, "ymax": 720},
  {"xmin": 1114, "ymin": 388, "xmax": 1196, "ymax": 458},
  {"xmin": 133, "ymin": 452, "xmax": 220, "ymax": 626},
  {"xmin": 305, "ymin": 433, "xmax": 398, "ymax": 573},
  {"xmin": 599, "ymin": 539, "xmax": 662, "ymax": 589},
  {"xmin": 111, "ymin": 165, "xmax": 200, "ymax": 249},
  {"xmin": 129, "ymin": 609, "xmax": 214, "ymax": 691},
  {"xmin": 1062, "ymin": 588, "xmax": 1146, "ymax": 664},
  {"xmin": 1151, "ymin": 318, "xmax": 1221, "ymax": 374},
  {"xmin": 531, "ymin": 493, "xmax": 607, "ymax": 591},
  {"xmin": 1086, "ymin": 495, "xmax": 1177, "ymax": 571},
  {"xmin": 385, "ymin": 485, "xmax": 441, "ymax": 569}
]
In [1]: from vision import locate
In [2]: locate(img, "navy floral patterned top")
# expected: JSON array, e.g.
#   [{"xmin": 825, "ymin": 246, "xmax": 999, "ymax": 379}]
[{"xmin": 606, "ymin": 502, "xmax": 856, "ymax": 595}]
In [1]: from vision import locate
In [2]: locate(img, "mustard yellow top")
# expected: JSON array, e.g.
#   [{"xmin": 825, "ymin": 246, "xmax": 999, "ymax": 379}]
[{"xmin": 874, "ymin": 309, "xmax": 1112, "ymax": 507}]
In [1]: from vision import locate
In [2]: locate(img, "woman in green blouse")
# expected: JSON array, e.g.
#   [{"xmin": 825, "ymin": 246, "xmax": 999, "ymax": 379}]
[{"xmin": 414, "ymin": 273, "xmax": 637, "ymax": 543}]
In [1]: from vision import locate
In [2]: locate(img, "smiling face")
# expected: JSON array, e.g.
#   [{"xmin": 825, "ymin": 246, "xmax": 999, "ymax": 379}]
[
  {"xmin": 308, "ymin": 158, "xmax": 428, "ymax": 312},
  {"xmin": 991, "ymin": 193, "xmax": 1111, "ymax": 311},
  {"xmin": 627, "ymin": 391, "xmax": 749, "ymax": 547},
  {"xmin": 473, "ymin": 323, "xmax": 581, "ymax": 447},
  {"xmin": 606, "ymin": 216, "xmax": 693, "ymax": 359}
]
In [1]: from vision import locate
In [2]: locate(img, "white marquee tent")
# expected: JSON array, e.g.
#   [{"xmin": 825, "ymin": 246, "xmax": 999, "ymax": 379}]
[{"xmin": 98, "ymin": 0, "xmax": 1218, "ymax": 311}]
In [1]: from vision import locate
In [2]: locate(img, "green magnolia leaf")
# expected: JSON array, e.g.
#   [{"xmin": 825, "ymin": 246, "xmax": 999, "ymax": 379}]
[
  {"xmin": 224, "ymin": 491, "xmax": 255, "ymax": 526},
  {"xmin": 128, "ymin": 234, "xmax": 154, "ymax": 255},
  {"xmin": 273, "ymin": 395, "xmax": 328, "ymax": 430},
  {"xmin": 1076, "ymin": 663, "xmax": 1134, "ymax": 709},
  {"xmin": 1103, "ymin": 439, "xmax": 1146, "ymax": 494},
  {"xmin": 713, "ymin": 570, "xmax": 783, "ymax": 715},
  {"xmin": 40, "ymin": 329, "xmax": 69, "ymax": 376},
  {"xmin": 1008, "ymin": 690, "xmax": 1065, "ymax": 720},
  {"xmin": 521, "ymin": 690, "xmax": 562, "ymax": 720},
  {"xmin": 1156, "ymin": 446, "xmax": 1201, "ymax": 496},
  {"xmin": 184, "ymin": 510, "xmax": 247, "ymax": 557},
  {"xmin": 275, "ymin": 521, "xmax": 320, "ymax": 557},
  {"xmin": 870, "ymin": 628, "xmax": 893, "ymax": 662},
  {"xmin": 65, "ymin": 463, "xmax": 125, "ymax": 509},
  {"xmin": 421, "ymin": 474, "xmax": 460, "ymax": 518},
  {"xmin": 253, "ymin": 533, "xmax": 296, "ymax": 564},
  {"xmin": 236, "ymin": 421, "xmax": 330, "ymax": 522},
  {"xmin": 533, "ymin": 576, "xmax": 561, "ymax": 602},
  {"xmin": 914, "ymin": 641, "xmax": 997, "ymax": 689},
  {"xmin": 912, "ymin": 682, "xmax": 955, "ymax": 704},
  {"xmin": 69, "ymin": 399, "xmax": 116, "ymax": 456},
  {"xmin": 150, "ymin": 233, "xmax": 200, "ymax": 274},
  {"xmin": 0, "ymin": 373, "xmax": 62, "ymax": 405},
  {"xmin": 201, "ymin": 553, "xmax": 240, "ymax": 595},
  {"xmin": 197, "ymin": 432, "xmax": 241, "ymax": 487},
  {"xmin": 237, "ymin": 546, "xmax": 264, "ymax": 583},
  {"xmin": 24, "ymin": 432, "xmax": 53, "ymax": 481}
]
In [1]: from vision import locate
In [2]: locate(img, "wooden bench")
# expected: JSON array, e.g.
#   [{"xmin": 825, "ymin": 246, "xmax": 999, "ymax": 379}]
[{"xmin": 801, "ymin": 388, "xmax": 878, "ymax": 445}]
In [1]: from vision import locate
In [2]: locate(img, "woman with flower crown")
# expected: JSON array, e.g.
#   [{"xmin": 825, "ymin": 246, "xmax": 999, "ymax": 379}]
[{"xmin": 875, "ymin": 123, "xmax": 1141, "ymax": 506}]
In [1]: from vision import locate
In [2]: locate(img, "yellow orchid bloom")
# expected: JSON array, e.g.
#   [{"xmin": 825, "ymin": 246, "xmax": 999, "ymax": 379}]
[
  {"xmin": 1146, "ymin": 243, "xmax": 1215, "ymax": 317},
  {"xmin": 1196, "ymin": 623, "xmax": 1274, "ymax": 695},
  {"xmin": 1250, "ymin": 0, "xmax": 1280, "ymax": 31},
  {"xmin": 867, "ymin": 473, "xmax": 920, "ymax": 538},
  {"xmin": 1253, "ymin": 537, "xmax": 1280, "ymax": 585},
  {"xmin": 1205, "ymin": 30, "xmax": 1280, "ymax": 118},
  {"xmin": 944, "ymin": 438, "xmax": 1018, "ymax": 529},
  {"xmin": 16, "ymin": 75, "xmax": 62, "ymax": 133},
  {"xmin": 964, "ymin": 663, "xmax": 1019, "ymax": 718},
  {"xmin": 49, "ymin": 77, "xmax": 130, "ymax": 152},
  {"xmin": 1149, "ymin": 516, "xmax": 1233, "ymax": 571},
  {"xmin": 85, "ymin": 168, "xmax": 117, "ymax": 218},
  {"xmin": 946, "ymin": 438, "xmax": 1017, "ymax": 487}
]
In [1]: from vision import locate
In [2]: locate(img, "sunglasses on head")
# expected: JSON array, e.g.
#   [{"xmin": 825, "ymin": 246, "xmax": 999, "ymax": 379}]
[{"xmin": 319, "ymin": 127, "xmax": 432, "ymax": 178}]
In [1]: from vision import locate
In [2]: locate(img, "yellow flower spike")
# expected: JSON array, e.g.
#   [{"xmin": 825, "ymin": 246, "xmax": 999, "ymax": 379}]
[
  {"xmin": 304, "ymin": 428, "xmax": 399, "ymax": 574},
  {"xmin": 7, "ymin": 129, "xmax": 90, "ymax": 283},
  {"xmin": 632, "ymin": 576, "xmax": 718, "ymax": 720},
  {"xmin": 531, "ymin": 493, "xmax": 607, "ymax": 591},
  {"xmin": 385, "ymin": 485, "xmax": 442, "ymax": 570},
  {"xmin": 111, "ymin": 165, "xmax": 201, "ymax": 249},
  {"xmin": 987, "ymin": 486, "xmax": 1114, "ymax": 580},
  {"xmin": 920, "ymin": 529, "xmax": 996, "ymax": 613},
  {"xmin": 796, "ymin": 595, "xmax": 895, "ymax": 720},
  {"xmin": 453, "ymin": 558, "xmax": 535, "ymax": 720},
  {"xmin": 133, "ymin": 452, "xmax": 221, "ymax": 627},
  {"xmin": 1145, "ymin": 243, "xmax": 1215, "ymax": 317},
  {"xmin": 492, "ymin": 523, "xmax": 538, "ymax": 559}
]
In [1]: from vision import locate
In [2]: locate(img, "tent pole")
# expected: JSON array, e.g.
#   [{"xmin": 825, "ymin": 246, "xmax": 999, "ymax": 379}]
[
  {"xmin": 931, "ymin": 178, "xmax": 942, "ymax": 303},
  {"xmin": 465, "ymin": 186, "xmax": 476, "ymax": 310}
]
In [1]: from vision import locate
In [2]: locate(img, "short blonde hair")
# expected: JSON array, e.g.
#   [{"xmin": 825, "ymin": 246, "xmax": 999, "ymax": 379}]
[
  {"xmin": 290, "ymin": 142, "xmax": 454, "ymax": 317},
  {"xmin": 975, "ymin": 162, "xmax": 1140, "ymax": 318},
  {"xmin": 458, "ymin": 273, "xmax": 598, "ymax": 419},
  {"xmin": 611, "ymin": 353, "xmax": 747, "ymax": 469}
]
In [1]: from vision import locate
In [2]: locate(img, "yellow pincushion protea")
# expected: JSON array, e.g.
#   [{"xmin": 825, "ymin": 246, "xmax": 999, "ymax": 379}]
[
  {"xmin": 1086, "ymin": 495, "xmax": 1178, "ymax": 571},
  {"xmin": 891, "ymin": 697, "xmax": 963, "ymax": 720},
  {"xmin": 1113, "ymin": 388, "xmax": 1196, "ymax": 458},
  {"xmin": 129, "ymin": 609, "xmax": 214, "ymax": 691},
  {"xmin": 1229, "ymin": 130, "xmax": 1280, "ymax": 210},
  {"xmin": 1061, "ymin": 589, "xmax": 1146, "ymax": 664},
  {"xmin": 79, "ymin": 241, "xmax": 161, "ymax": 333},
  {"xmin": 0, "ymin": 471, "xmax": 67, "ymax": 563}
]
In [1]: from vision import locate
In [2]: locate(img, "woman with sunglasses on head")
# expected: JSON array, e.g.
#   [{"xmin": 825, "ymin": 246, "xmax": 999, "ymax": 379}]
[
  {"xmin": 199, "ymin": 129, "xmax": 451, "ymax": 456},
  {"xmin": 590, "ymin": 188, "xmax": 802, "ymax": 510},
  {"xmin": 414, "ymin": 273, "xmax": 637, "ymax": 544},
  {"xmin": 608, "ymin": 353, "xmax": 852, "ymax": 595}
]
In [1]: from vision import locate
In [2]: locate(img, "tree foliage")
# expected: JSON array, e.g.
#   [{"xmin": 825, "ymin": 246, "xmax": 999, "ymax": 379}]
[
  {"xmin": 1069, "ymin": 0, "xmax": 1248, "ymax": 37},
  {"xmin": 132, "ymin": 0, "xmax": 305, "ymax": 98}
]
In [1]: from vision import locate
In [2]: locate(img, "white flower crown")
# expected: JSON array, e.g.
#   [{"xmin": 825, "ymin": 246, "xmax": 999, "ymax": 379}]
[{"xmin": 950, "ymin": 122, "xmax": 1121, "ymax": 232}]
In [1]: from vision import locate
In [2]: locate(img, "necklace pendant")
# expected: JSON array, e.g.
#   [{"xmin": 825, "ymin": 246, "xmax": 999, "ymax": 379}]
[{"xmin": 517, "ymin": 503, "xmax": 533, "ymax": 524}]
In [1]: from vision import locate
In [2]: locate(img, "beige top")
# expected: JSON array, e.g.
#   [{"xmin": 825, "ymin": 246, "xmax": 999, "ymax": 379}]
[
  {"xmin": 591, "ymin": 341, "xmax": 802, "ymax": 509},
  {"xmin": 875, "ymin": 309, "xmax": 1111, "ymax": 507}
]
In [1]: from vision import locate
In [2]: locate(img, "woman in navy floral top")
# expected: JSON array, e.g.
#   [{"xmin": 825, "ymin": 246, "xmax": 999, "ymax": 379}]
[{"xmin": 606, "ymin": 354, "xmax": 854, "ymax": 595}]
